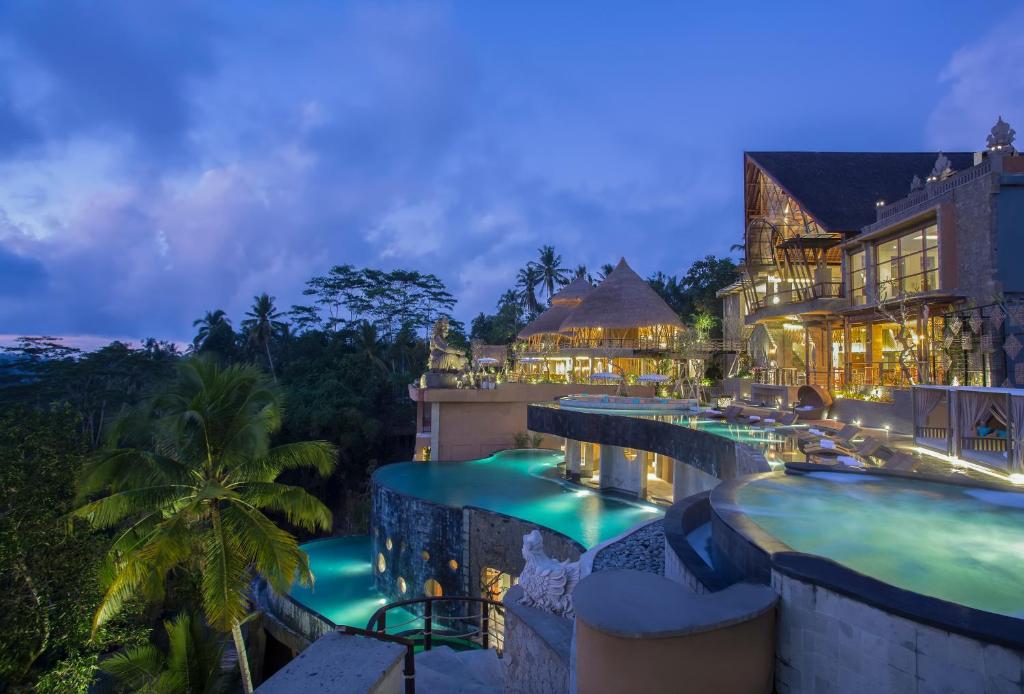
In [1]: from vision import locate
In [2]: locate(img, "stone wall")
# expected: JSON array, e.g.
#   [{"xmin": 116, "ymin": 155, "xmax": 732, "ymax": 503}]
[
  {"xmin": 773, "ymin": 569, "xmax": 1024, "ymax": 693},
  {"xmin": 588, "ymin": 519, "xmax": 664, "ymax": 576},
  {"xmin": 502, "ymin": 585, "xmax": 573, "ymax": 694},
  {"xmin": 371, "ymin": 482, "xmax": 465, "ymax": 608},
  {"xmin": 466, "ymin": 507, "xmax": 584, "ymax": 597}
]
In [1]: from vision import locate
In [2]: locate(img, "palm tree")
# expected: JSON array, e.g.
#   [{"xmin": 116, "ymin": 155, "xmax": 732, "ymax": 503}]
[
  {"xmin": 241, "ymin": 294, "xmax": 286, "ymax": 382},
  {"xmin": 75, "ymin": 358, "xmax": 336, "ymax": 694},
  {"xmin": 598, "ymin": 263, "xmax": 615, "ymax": 281},
  {"xmin": 354, "ymin": 321, "xmax": 389, "ymax": 374},
  {"xmin": 516, "ymin": 264, "xmax": 542, "ymax": 315},
  {"xmin": 101, "ymin": 613, "xmax": 226, "ymax": 693},
  {"xmin": 192, "ymin": 310, "xmax": 231, "ymax": 351},
  {"xmin": 535, "ymin": 245, "xmax": 568, "ymax": 300}
]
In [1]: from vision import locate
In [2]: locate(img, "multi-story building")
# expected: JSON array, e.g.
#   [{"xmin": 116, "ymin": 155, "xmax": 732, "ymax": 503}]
[{"xmin": 723, "ymin": 118, "xmax": 1024, "ymax": 409}]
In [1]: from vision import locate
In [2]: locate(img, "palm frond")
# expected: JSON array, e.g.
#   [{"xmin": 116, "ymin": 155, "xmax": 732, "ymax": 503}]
[
  {"xmin": 235, "ymin": 441, "xmax": 336, "ymax": 481},
  {"xmin": 75, "ymin": 485, "xmax": 192, "ymax": 529},
  {"xmin": 201, "ymin": 516, "xmax": 252, "ymax": 632},
  {"xmin": 101, "ymin": 642, "xmax": 165, "ymax": 691},
  {"xmin": 221, "ymin": 503, "xmax": 304, "ymax": 592},
  {"xmin": 236, "ymin": 482, "xmax": 333, "ymax": 532}
]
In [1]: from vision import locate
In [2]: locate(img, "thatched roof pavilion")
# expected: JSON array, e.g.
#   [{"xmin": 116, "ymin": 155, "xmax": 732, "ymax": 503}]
[
  {"xmin": 558, "ymin": 258, "xmax": 684, "ymax": 331},
  {"xmin": 518, "ymin": 276, "xmax": 594, "ymax": 339}
]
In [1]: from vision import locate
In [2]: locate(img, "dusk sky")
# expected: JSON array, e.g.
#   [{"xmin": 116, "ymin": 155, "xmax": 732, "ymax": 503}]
[{"xmin": 0, "ymin": 1, "xmax": 1020, "ymax": 346}]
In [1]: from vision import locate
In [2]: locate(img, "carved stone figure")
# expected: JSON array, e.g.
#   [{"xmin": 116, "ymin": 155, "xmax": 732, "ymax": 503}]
[
  {"xmin": 909, "ymin": 174, "xmax": 924, "ymax": 192},
  {"xmin": 427, "ymin": 316, "xmax": 468, "ymax": 373},
  {"xmin": 518, "ymin": 529, "xmax": 580, "ymax": 618},
  {"xmin": 987, "ymin": 116, "xmax": 1016, "ymax": 153},
  {"xmin": 928, "ymin": 152, "xmax": 953, "ymax": 182}
]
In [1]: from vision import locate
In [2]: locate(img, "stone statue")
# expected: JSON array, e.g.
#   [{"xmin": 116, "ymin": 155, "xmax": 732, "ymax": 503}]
[
  {"xmin": 987, "ymin": 116, "xmax": 1016, "ymax": 152},
  {"xmin": 518, "ymin": 529, "xmax": 580, "ymax": 618},
  {"xmin": 909, "ymin": 174, "xmax": 923, "ymax": 192},
  {"xmin": 428, "ymin": 316, "xmax": 468, "ymax": 373},
  {"xmin": 928, "ymin": 152, "xmax": 953, "ymax": 182}
]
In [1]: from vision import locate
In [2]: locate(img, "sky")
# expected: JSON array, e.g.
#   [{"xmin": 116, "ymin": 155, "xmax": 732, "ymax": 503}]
[{"xmin": 0, "ymin": 0, "xmax": 1021, "ymax": 346}]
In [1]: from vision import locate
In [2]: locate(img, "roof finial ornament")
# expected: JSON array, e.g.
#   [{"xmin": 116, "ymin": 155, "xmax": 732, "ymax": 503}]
[
  {"xmin": 987, "ymin": 116, "xmax": 1016, "ymax": 153},
  {"xmin": 910, "ymin": 174, "xmax": 924, "ymax": 192},
  {"xmin": 927, "ymin": 152, "xmax": 954, "ymax": 183}
]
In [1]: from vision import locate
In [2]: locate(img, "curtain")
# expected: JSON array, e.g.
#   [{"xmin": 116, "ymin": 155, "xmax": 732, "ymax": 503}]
[
  {"xmin": 1012, "ymin": 395, "xmax": 1024, "ymax": 471},
  {"xmin": 913, "ymin": 388, "xmax": 946, "ymax": 428},
  {"xmin": 959, "ymin": 392, "xmax": 993, "ymax": 436}
]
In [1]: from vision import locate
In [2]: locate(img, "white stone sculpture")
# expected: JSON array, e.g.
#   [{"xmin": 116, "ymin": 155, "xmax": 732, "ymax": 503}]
[{"xmin": 518, "ymin": 529, "xmax": 580, "ymax": 618}]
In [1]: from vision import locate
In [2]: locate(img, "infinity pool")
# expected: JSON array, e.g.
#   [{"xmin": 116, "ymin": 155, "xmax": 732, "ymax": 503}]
[
  {"xmin": 293, "ymin": 450, "xmax": 662, "ymax": 627},
  {"xmin": 733, "ymin": 472, "xmax": 1024, "ymax": 618}
]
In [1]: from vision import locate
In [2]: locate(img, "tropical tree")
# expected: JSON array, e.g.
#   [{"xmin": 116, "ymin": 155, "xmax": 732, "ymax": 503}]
[
  {"xmin": 192, "ymin": 310, "xmax": 232, "ymax": 351},
  {"xmin": 598, "ymin": 263, "xmax": 615, "ymax": 281},
  {"xmin": 242, "ymin": 293, "xmax": 287, "ymax": 381},
  {"xmin": 352, "ymin": 321, "xmax": 389, "ymax": 375},
  {"xmin": 535, "ymin": 245, "xmax": 568, "ymax": 300},
  {"xmin": 75, "ymin": 357, "xmax": 337, "ymax": 694},
  {"xmin": 516, "ymin": 264, "xmax": 542, "ymax": 315},
  {"xmin": 101, "ymin": 613, "xmax": 226, "ymax": 694}
]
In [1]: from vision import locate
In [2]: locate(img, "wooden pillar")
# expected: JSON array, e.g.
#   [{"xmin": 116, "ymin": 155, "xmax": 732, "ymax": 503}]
[
  {"xmin": 843, "ymin": 317, "xmax": 851, "ymax": 387},
  {"xmin": 825, "ymin": 317, "xmax": 833, "ymax": 394},
  {"xmin": 803, "ymin": 322, "xmax": 810, "ymax": 386}
]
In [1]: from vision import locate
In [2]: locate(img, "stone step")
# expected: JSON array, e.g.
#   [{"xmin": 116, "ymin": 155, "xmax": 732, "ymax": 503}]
[{"xmin": 415, "ymin": 646, "xmax": 503, "ymax": 693}]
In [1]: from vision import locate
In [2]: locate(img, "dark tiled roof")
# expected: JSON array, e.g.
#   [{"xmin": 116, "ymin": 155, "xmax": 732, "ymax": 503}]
[{"xmin": 746, "ymin": 151, "xmax": 976, "ymax": 232}]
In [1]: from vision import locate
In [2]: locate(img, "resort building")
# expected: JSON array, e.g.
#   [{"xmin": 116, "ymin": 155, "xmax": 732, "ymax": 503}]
[
  {"xmin": 513, "ymin": 258, "xmax": 685, "ymax": 384},
  {"xmin": 723, "ymin": 118, "xmax": 1024, "ymax": 412}
]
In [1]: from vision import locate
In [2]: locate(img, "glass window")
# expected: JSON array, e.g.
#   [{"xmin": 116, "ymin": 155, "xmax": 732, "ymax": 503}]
[
  {"xmin": 875, "ymin": 223, "xmax": 939, "ymax": 299},
  {"xmin": 847, "ymin": 250, "xmax": 866, "ymax": 305}
]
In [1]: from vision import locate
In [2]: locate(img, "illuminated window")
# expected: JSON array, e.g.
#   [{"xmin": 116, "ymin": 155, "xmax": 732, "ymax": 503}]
[
  {"xmin": 377, "ymin": 553, "xmax": 386, "ymax": 573},
  {"xmin": 448, "ymin": 559, "xmax": 459, "ymax": 571},
  {"xmin": 397, "ymin": 576, "xmax": 407, "ymax": 594},
  {"xmin": 421, "ymin": 550, "xmax": 430, "ymax": 561},
  {"xmin": 424, "ymin": 579, "xmax": 442, "ymax": 597},
  {"xmin": 847, "ymin": 250, "xmax": 866, "ymax": 305},
  {"xmin": 875, "ymin": 224, "xmax": 939, "ymax": 299},
  {"xmin": 385, "ymin": 537, "xmax": 393, "ymax": 551}
]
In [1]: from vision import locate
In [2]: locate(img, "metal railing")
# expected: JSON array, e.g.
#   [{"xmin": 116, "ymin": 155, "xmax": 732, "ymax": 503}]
[
  {"xmin": 867, "ymin": 160, "xmax": 992, "ymax": 231},
  {"xmin": 754, "ymin": 362, "xmax": 953, "ymax": 390},
  {"xmin": 747, "ymin": 281, "xmax": 842, "ymax": 312},
  {"xmin": 367, "ymin": 595, "xmax": 505, "ymax": 653}
]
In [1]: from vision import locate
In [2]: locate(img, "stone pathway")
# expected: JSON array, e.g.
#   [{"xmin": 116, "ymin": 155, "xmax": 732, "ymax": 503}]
[{"xmin": 591, "ymin": 519, "xmax": 665, "ymax": 575}]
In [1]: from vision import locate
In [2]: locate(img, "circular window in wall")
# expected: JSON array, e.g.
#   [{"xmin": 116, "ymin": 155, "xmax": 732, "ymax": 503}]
[
  {"xmin": 448, "ymin": 559, "xmax": 459, "ymax": 571},
  {"xmin": 424, "ymin": 578, "xmax": 443, "ymax": 597},
  {"xmin": 421, "ymin": 550, "xmax": 430, "ymax": 561},
  {"xmin": 376, "ymin": 553, "xmax": 386, "ymax": 573},
  {"xmin": 385, "ymin": 537, "xmax": 393, "ymax": 551},
  {"xmin": 397, "ymin": 576, "xmax": 407, "ymax": 594}
]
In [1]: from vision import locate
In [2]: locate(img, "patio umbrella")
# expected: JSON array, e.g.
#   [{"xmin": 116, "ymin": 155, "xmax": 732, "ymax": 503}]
[
  {"xmin": 477, "ymin": 357, "xmax": 499, "ymax": 365},
  {"xmin": 591, "ymin": 372, "xmax": 622, "ymax": 380},
  {"xmin": 637, "ymin": 374, "xmax": 669, "ymax": 383}
]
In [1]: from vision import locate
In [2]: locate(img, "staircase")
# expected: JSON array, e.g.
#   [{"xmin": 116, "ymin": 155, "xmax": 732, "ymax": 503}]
[{"xmin": 415, "ymin": 646, "xmax": 504, "ymax": 693}]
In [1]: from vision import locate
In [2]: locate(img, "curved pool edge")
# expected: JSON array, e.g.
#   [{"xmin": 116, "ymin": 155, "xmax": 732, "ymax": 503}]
[{"xmin": 709, "ymin": 470, "xmax": 1024, "ymax": 652}]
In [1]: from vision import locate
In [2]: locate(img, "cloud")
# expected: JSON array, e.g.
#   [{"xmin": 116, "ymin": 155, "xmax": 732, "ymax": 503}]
[{"xmin": 926, "ymin": 9, "xmax": 1024, "ymax": 150}]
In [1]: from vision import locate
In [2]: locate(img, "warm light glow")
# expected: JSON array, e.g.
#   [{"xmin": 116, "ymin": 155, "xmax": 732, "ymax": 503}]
[
  {"xmin": 385, "ymin": 537, "xmax": 393, "ymax": 551},
  {"xmin": 397, "ymin": 576, "xmax": 407, "ymax": 594},
  {"xmin": 421, "ymin": 550, "xmax": 430, "ymax": 561},
  {"xmin": 1009, "ymin": 474, "xmax": 1024, "ymax": 485},
  {"xmin": 424, "ymin": 578, "xmax": 443, "ymax": 597},
  {"xmin": 623, "ymin": 448, "xmax": 638, "ymax": 462},
  {"xmin": 448, "ymin": 559, "xmax": 459, "ymax": 571},
  {"xmin": 377, "ymin": 553, "xmax": 386, "ymax": 573}
]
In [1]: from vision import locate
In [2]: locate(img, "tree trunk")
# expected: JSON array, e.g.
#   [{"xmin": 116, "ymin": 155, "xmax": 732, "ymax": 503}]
[
  {"xmin": 265, "ymin": 342, "xmax": 277, "ymax": 383},
  {"xmin": 232, "ymin": 621, "xmax": 254, "ymax": 694}
]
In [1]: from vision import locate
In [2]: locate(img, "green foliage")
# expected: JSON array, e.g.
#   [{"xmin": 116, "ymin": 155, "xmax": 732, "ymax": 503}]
[
  {"xmin": 0, "ymin": 406, "xmax": 149, "ymax": 690},
  {"xmin": 648, "ymin": 255, "xmax": 737, "ymax": 335},
  {"xmin": 512, "ymin": 431, "xmax": 530, "ymax": 448},
  {"xmin": 529, "ymin": 432, "xmax": 544, "ymax": 448},
  {"xmin": 101, "ymin": 613, "xmax": 226, "ymax": 694}
]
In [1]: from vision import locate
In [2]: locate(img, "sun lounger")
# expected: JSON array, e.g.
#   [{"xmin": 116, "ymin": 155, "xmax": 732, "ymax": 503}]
[
  {"xmin": 707, "ymin": 405, "xmax": 742, "ymax": 420},
  {"xmin": 797, "ymin": 423, "xmax": 861, "ymax": 454}
]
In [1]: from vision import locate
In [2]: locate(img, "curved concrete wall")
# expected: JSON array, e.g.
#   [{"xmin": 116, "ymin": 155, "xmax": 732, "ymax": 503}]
[{"xmin": 526, "ymin": 405, "xmax": 770, "ymax": 482}]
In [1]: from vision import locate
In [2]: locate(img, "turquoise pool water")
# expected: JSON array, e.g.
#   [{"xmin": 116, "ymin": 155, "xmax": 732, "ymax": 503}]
[
  {"xmin": 291, "ymin": 536, "xmax": 416, "ymax": 629},
  {"xmin": 734, "ymin": 472, "xmax": 1024, "ymax": 618},
  {"xmin": 373, "ymin": 449, "xmax": 660, "ymax": 548},
  {"xmin": 293, "ymin": 450, "xmax": 661, "ymax": 627}
]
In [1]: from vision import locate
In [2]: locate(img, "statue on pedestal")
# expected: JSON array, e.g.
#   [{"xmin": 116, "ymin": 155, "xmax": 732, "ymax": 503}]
[
  {"xmin": 420, "ymin": 317, "xmax": 468, "ymax": 388},
  {"xmin": 518, "ymin": 529, "xmax": 580, "ymax": 618}
]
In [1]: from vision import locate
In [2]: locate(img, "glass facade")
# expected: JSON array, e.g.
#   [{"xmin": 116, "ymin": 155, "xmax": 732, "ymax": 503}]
[{"xmin": 875, "ymin": 224, "xmax": 939, "ymax": 299}]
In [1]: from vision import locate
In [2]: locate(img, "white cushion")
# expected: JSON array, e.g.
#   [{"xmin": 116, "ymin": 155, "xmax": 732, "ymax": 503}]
[
  {"xmin": 819, "ymin": 438, "xmax": 836, "ymax": 449},
  {"xmin": 838, "ymin": 455, "xmax": 864, "ymax": 468}
]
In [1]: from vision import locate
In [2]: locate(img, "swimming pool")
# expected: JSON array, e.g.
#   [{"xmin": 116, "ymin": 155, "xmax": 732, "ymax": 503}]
[
  {"xmin": 730, "ymin": 471, "xmax": 1024, "ymax": 618},
  {"xmin": 292, "ymin": 449, "xmax": 662, "ymax": 627}
]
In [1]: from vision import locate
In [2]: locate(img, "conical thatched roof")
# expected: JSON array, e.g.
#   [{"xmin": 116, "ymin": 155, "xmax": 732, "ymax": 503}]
[
  {"xmin": 517, "ymin": 276, "xmax": 594, "ymax": 339},
  {"xmin": 550, "ymin": 276, "xmax": 594, "ymax": 304},
  {"xmin": 558, "ymin": 258, "xmax": 684, "ymax": 331},
  {"xmin": 518, "ymin": 303, "xmax": 576, "ymax": 338}
]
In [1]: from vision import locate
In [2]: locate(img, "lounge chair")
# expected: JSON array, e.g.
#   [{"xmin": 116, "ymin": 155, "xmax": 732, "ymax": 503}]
[
  {"xmin": 797, "ymin": 423, "xmax": 861, "ymax": 455},
  {"xmin": 806, "ymin": 437, "xmax": 886, "ymax": 465},
  {"xmin": 707, "ymin": 405, "xmax": 743, "ymax": 420}
]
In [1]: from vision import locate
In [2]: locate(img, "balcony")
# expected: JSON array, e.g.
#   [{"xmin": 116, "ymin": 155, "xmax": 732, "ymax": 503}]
[{"xmin": 743, "ymin": 279, "xmax": 843, "ymax": 314}]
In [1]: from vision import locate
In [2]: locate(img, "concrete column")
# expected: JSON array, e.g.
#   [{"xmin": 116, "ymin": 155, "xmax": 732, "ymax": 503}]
[
  {"xmin": 580, "ymin": 442, "xmax": 595, "ymax": 478},
  {"xmin": 565, "ymin": 438, "xmax": 582, "ymax": 476},
  {"xmin": 672, "ymin": 459, "xmax": 720, "ymax": 501},
  {"xmin": 429, "ymin": 402, "xmax": 440, "ymax": 461},
  {"xmin": 599, "ymin": 445, "xmax": 646, "ymax": 498}
]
